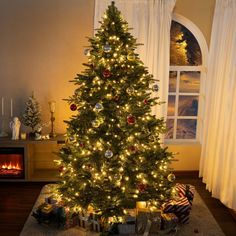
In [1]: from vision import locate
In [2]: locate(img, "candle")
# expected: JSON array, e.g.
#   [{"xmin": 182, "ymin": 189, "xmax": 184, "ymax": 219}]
[
  {"xmin": 10, "ymin": 98, "xmax": 13, "ymax": 117},
  {"xmin": 20, "ymin": 132, "xmax": 27, "ymax": 140},
  {"xmin": 1, "ymin": 97, "xmax": 4, "ymax": 116},
  {"xmin": 49, "ymin": 101, "xmax": 56, "ymax": 113}
]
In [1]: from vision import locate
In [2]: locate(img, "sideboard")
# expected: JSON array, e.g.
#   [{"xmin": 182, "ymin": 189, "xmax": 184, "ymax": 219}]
[{"xmin": 0, "ymin": 135, "xmax": 64, "ymax": 182}]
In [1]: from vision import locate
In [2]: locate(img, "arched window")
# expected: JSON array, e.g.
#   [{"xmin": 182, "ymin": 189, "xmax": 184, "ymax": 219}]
[{"xmin": 165, "ymin": 14, "xmax": 208, "ymax": 141}]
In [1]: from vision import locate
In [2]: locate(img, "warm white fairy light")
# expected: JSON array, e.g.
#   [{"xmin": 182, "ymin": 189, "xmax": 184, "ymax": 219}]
[
  {"xmin": 55, "ymin": 2, "xmax": 175, "ymax": 222},
  {"xmin": 142, "ymin": 179, "xmax": 147, "ymax": 184}
]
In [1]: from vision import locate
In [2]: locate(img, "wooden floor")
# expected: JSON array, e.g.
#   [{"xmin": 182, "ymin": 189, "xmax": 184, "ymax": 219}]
[{"xmin": 0, "ymin": 172, "xmax": 235, "ymax": 236}]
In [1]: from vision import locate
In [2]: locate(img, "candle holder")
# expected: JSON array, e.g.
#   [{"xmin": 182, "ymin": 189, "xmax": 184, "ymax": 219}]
[
  {"xmin": 0, "ymin": 97, "xmax": 8, "ymax": 137},
  {"xmin": 49, "ymin": 101, "xmax": 56, "ymax": 138}
]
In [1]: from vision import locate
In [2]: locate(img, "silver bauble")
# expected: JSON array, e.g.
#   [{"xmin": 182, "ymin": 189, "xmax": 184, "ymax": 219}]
[
  {"xmin": 167, "ymin": 173, "xmax": 176, "ymax": 182},
  {"xmin": 105, "ymin": 150, "xmax": 113, "ymax": 158}
]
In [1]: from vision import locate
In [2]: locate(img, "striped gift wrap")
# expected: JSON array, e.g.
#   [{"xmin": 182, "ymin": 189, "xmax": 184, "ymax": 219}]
[
  {"xmin": 162, "ymin": 197, "xmax": 191, "ymax": 224},
  {"xmin": 175, "ymin": 183, "xmax": 195, "ymax": 204}
]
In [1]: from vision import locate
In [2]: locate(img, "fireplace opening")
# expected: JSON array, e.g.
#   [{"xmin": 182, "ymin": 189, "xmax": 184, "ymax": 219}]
[{"xmin": 0, "ymin": 147, "xmax": 25, "ymax": 179}]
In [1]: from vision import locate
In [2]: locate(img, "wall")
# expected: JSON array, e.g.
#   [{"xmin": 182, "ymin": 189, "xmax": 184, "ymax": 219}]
[
  {"xmin": 169, "ymin": 0, "xmax": 215, "ymax": 170},
  {"xmin": 0, "ymin": 0, "xmax": 94, "ymax": 134},
  {"xmin": 174, "ymin": 0, "xmax": 215, "ymax": 47},
  {"xmin": 168, "ymin": 143, "xmax": 202, "ymax": 171},
  {"xmin": 0, "ymin": 0, "xmax": 215, "ymax": 170}
]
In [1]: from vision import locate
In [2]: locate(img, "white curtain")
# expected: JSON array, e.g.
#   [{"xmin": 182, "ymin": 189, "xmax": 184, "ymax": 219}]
[
  {"xmin": 94, "ymin": 0, "xmax": 176, "ymax": 118},
  {"xmin": 199, "ymin": 0, "xmax": 236, "ymax": 210}
]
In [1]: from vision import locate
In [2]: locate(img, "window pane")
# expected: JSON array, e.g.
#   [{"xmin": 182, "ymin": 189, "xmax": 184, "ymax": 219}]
[
  {"xmin": 170, "ymin": 21, "xmax": 202, "ymax": 66},
  {"xmin": 180, "ymin": 71, "xmax": 200, "ymax": 93},
  {"xmin": 178, "ymin": 96, "xmax": 198, "ymax": 116},
  {"xmin": 169, "ymin": 71, "xmax": 177, "ymax": 92},
  {"xmin": 177, "ymin": 119, "xmax": 197, "ymax": 139},
  {"xmin": 165, "ymin": 119, "xmax": 174, "ymax": 139},
  {"xmin": 167, "ymin": 95, "xmax": 175, "ymax": 116}
]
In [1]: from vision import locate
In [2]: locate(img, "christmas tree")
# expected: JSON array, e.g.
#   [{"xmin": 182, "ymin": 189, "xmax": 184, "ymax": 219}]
[
  {"xmin": 22, "ymin": 93, "xmax": 41, "ymax": 132},
  {"xmin": 56, "ymin": 2, "xmax": 175, "ymax": 220}
]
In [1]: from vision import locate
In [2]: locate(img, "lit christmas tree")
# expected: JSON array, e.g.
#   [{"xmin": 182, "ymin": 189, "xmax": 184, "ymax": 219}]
[
  {"xmin": 22, "ymin": 92, "xmax": 41, "ymax": 133},
  {"xmin": 56, "ymin": 2, "xmax": 175, "ymax": 220}
]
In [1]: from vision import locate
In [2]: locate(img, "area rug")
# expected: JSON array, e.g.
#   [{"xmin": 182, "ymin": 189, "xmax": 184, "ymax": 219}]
[{"xmin": 20, "ymin": 184, "xmax": 225, "ymax": 236}]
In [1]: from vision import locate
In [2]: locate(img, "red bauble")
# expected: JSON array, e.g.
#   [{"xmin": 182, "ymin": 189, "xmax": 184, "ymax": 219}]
[
  {"xmin": 84, "ymin": 164, "xmax": 92, "ymax": 171},
  {"xmin": 79, "ymin": 142, "xmax": 85, "ymax": 148},
  {"xmin": 137, "ymin": 183, "xmax": 147, "ymax": 193},
  {"xmin": 144, "ymin": 99, "xmax": 148, "ymax": 105},
  {"xmin": 129, "ymin": 145, "xmax": 137, "ymax": 153},
  {"xmin": 103, "ymin": 69, "xmax": 111, "ymax": 78},
  {"xmin": 113, "ymin": 95, "xmax": 120, "ymax": 101},
  {"xmin": 70, "ymin": 104, "xmax": 77, "ymax": 111},
  {"xmin": 127, "ymin": 114, "xmax": 136, "ymax": 125}
]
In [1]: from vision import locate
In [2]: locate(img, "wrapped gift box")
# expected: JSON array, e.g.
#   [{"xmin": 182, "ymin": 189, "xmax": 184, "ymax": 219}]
[
  {"xmin": 41, "ymin": 204, "xmax": 53, "ymax": 214},
  {"xmin": 176, "ymin": 212, "xmax": 190, "ymax": 224},
  {"xmin": 175, "ymin": 183, "xmax": 195, "ymax": 204},
  {"xmin": 45, "ymin": 195, "xmax": 57, "ymax": 205},
  {"xmin": 89, "ymin": 212, "xmax": 101, "ymax": 232},
  {"xmin": 118, "ymin": 223, "xmax": 136, "ymax": 234},
  {"xmin": 77, "ymin": 212, "xmax": 92, "ymax": 231},
  {"xmin": 32, "ymin": 203, "xmax": 54, "ymax": 224},
  {"xmin": 162, "ymin": 197, "xmax": 191, "ymax": 214},
  {"xmin": 64, "ymin": 212, "xmax": 79, "ymax": 229},
  {"xmin": 161, "ymin": 213, "xmax": 178, "ymax": 230},
  {"xmin": 162, "ymin": 197, "xmax": 191, "ymax": 224},
  {"xmin": 136, "ymin": 208, "xmax": 162, "ymax": 234}
]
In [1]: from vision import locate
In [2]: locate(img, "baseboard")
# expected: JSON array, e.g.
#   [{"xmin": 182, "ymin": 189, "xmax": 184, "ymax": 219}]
[{"xmin": 173, "ymin": 170, "xmax": 199, "ymax": 178}]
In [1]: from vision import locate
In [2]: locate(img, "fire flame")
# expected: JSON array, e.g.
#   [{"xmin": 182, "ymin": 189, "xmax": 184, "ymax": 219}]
[{"xmin": 1, "ymin": 162, "xmax": 22, "ymax": 170}]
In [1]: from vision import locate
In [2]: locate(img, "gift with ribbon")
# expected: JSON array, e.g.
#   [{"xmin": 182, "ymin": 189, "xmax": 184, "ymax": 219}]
[
  {"xmin": 136, "ymin": 208, "xmax": 162, "ymax": 234},
  {"xmin": 77, "ymin": 211, "xmax": 92, "ymax": 231},
  {"xmin": 175, "ymin": 183, "xmax": 195, "ymax": 205},
  {"xmin": 45, "ymin": 195, "xmax": 57, "ymax": 205},
  {"xmin": 88, "ymin": 212, "xmax": 101, "ymax": 232},
  {"xmin": 162, "ymin": 196, "xmax": 191, "ymax": 224},
  {"xmin": 63, "ymin": 211, "xmax": 79, "ymax": 229}
]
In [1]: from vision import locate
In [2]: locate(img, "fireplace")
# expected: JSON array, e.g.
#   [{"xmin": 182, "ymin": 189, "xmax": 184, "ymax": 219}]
[{"xmin": 0, "ymin": 147, "xmax": 25, "ymax": 179}]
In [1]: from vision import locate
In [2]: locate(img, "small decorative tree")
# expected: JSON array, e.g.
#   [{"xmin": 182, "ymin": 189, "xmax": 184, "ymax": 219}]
[{"xmin": 22, "ymin": 92, "xmax": 41, "ymax": 135}]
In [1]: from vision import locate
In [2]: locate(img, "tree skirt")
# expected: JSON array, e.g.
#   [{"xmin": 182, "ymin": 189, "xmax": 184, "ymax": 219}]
[{"xmin": 20, "ymin": 184, "xmax": 225, "ymax": 236}]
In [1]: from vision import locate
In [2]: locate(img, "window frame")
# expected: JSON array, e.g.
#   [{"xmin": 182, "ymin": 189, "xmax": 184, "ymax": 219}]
[
  {"xmin": 166, "ymin": 66, "xmax": 205, "ymax": 143},
  {"xmin": 165, "ymin": 14, "xmax": 208, "ymax": 144}
]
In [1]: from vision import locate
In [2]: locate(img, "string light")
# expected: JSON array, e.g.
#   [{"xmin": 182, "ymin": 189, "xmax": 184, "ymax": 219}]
[
  {"xmin": 125, "ymin": 176, "xmax": 129, "ymax": 181},
  {"xmin": 55, "ymin": 2, "xmax": 175, "ymax": 221}
]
